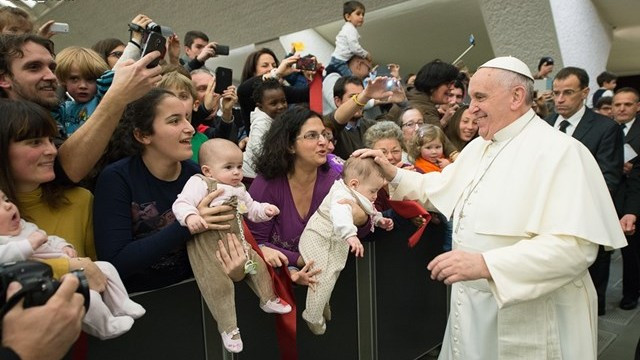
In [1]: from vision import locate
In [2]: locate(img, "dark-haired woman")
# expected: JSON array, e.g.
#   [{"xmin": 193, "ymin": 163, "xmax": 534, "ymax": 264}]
[
  {"xmin": 385, "ymin": 59, "xmax": 460, "ymax": 125},
  {"xmin": 93, "ymin": 89, "xmax": 241, "ymax": 292},
  {"xmin": 91, "ymin": 38, "xmax": 125, "ymax": 69},
  {"xmin": 247, "ymin": 106, "xmax": 369, "ymax": 284},
  {"xmin": 0, "ymin": 99, "xmax": 106, "ymax": 287}
]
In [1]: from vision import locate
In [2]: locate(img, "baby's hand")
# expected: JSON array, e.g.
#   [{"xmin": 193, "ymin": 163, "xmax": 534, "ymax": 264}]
[
  {"xmin": 186, "ymin": 214, "xmax": 208, "ymax": 234},
  {"xmin": 377, "ymin": 217, "xmax": 394, "ymax": 231},
  {"xmin": 264, "ymin": 204, "xmax": 280, "ymax": 217},
  {"xmin": 62, "ymin": 246, "xmax": 77, "ymax": 258},
  {"xmin": 346, "ymin": 236, "xmax": 364, "ymax": 257},
  {"xmin": 27, "ymin": 230, "xmax": 47, "ymax": 250}
]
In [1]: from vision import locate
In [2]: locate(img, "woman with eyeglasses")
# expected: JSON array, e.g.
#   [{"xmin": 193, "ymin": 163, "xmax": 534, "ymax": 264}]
[
  {"xmin": 385, "ymin": 59, "xmax": 459, "ymax": 126},
  {"xmin": 247, "ymin": 106, "xmax": 370, "ymax": 286},
  {"xmin": 91, "ymin": 38, "xmax": 125, "ymax": 69},
  {"xmin": 397, "ymin": 107, "xmax": 425, "ymax": 162}
]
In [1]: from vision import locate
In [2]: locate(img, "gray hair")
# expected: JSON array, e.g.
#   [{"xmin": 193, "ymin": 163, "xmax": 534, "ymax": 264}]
[
  {"xmin": 495, "ymin": 70, "xmax": 534, "ymax": 105},
  {"xmin": 364, "ymin": 121, "xmax": 404, "ymax": 149},
  {"xmin": 190, "ymin": 68, "xmax": 214, "ymax": 77}
]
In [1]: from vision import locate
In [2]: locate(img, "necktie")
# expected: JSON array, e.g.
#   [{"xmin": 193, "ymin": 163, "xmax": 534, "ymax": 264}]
[{"xmin": 559, "ymin": 120, "xmax": 571, "ymax": 133}]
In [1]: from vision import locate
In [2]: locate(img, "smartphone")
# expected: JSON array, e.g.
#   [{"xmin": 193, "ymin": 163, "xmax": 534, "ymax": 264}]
[
  {"xmin": 49, "ymin": 22, "xmax": 69, "ymax": 34},
  {"xmin": 296, "ymin": 56, "xmax": 317, "ymax": 71},
  {"xmin": 215, "ymin": 45, "xmax": 229, "ymax": 56},
  {"xmin": 141, "ymin": 32, "xmax": 166, "ymax": 69},
  {"xmin": 214, "ymin": 67, "xmax": 233, "ymax": 94}
]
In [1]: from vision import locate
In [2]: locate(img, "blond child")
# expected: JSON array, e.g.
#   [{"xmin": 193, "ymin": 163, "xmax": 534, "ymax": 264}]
[
  {"xmin": 53, "ymin": 47, "xmax": 113, "ymax": 136},
  {"xmin": 0, "ymin": 190, "xmax": 144, "ymax": 340},
  {"xmin": 325, "ymin": 1, "xmax": 371, "ymax": 77},
  {"xmin": 407, "ymin": 124, "xmax": 456, "ymax": 250},
  {"xmin": 172, "ymin": 139, "xmax": 290, "ymax": 353},
  {"xmin": 299, "ymin": 157, "xmax": 393, "ymax": 335},
  {"xmin": 408, "ymin": 124, "xmax": 457, "ymax": 174}
]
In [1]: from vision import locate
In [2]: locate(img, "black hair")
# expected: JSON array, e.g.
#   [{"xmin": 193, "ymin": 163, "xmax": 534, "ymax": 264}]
[
  {"xmin": 252, "ymin": 78, "xmax": 284, "ymax": 104},
  {"xmin": 413, "ymin": 59, "xmax": 459, "ymax": 96},
  {"xmin": 0, "ymin": 34, "xmax": 54, "ymax": 98},
  {"xmin": 333, "ymin": 75, "xmax": 363, "ymax": 100},
  {"xmin": 241, "ymin": 48, "xmax": 279, "ymax": 83},
  {"xmin": 344, "ymin": 1, "xmax": 365, "ymax": 19},
  {"xmin": 104, "ymin": 88, "xmax": 176, "ymax": 163},
  {"xmin": 554, "ymin": 67, "xmax": 589, "ymax": 89},
  {"xmin": 596, "ymin": 71, "xmax": 617, "ymax": 87},
  {"xmin": 91, "ymin": 38, "xmax": 125, "ymax": 65},
  {"xmin": 184, "ymin": 30, "xmax": 209, "ymax": 48},
  {"xmin": 254, "ymin": 106, "xmax": 327, "ymax": 179},
  {"xmin": 595, "ymin": 96, "xmax": 612, "ymax": 110}
]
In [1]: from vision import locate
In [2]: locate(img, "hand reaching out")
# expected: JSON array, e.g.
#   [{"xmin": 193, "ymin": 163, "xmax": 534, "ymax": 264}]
[
  {"xmin": 346, "ymin": 236, "xmax": 364, "ymax": 257},
  {"xmin": 166, "ymin": 34, "xmax": 181, "ymax": 65},
  {"xmin": 186, "ymin": 214, "xmax": 208, "ymax": 234},
  {"xmin": 377, "ymin": 217, "xmax": 394, "ymax": 231},
  {"xmin": 290, "ymin": 260, "xmax": 322, "ymax": 291}
]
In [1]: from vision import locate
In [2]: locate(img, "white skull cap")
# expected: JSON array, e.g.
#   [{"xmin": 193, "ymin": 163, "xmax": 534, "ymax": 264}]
[{"xmin": 478, "ymin": 56, "xmax": 534, "ymax": 81}]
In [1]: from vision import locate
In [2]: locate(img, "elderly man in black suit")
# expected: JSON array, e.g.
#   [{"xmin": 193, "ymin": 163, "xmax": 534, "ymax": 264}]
[
  {"xmin": 612, "ymin": 87, "xmax": 640, "ymax": 311},
  {"xmin": 546, "ymin": 66, "xmax": 625, "ymax": 315}
]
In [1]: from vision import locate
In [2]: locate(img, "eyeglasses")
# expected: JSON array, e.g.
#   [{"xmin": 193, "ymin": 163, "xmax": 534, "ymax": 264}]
[
  {"xmin": 297, "ymin": 131, "xmax": 334, "ymax": 143},
  {"xmin": 108, "ymin": 51, "xmax": 123, "ymax": 58},
  {"xmin": 402, "ymin": 121, "xmax": 424, "ymax": 128}
]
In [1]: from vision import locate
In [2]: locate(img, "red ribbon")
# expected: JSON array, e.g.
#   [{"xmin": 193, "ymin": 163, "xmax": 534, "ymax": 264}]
[
  {"xmin": 308, "ymin": 66, "xmax": 324, "ymax": 115},
  {"xmin": 243, "ymin": 222, "xmax": 298, "ymax": 360},
  {"xmin": 386, "ymin": 200, "xmax": 431, "ymax": 247}
]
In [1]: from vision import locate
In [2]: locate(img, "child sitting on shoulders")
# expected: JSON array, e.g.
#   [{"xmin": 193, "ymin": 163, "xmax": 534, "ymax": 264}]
[
  {"xmin": 325, "ymin": 1, "xmax": 371, "ymax": 77},
  {"xmin": 172, "ymin": 138, "xmax": 290, "ymax": 354},
  {"xmin": 53, "ymin": 47, "xmax": 114, "ymax": 136},
  {"xmin": 0, "ymin": 190, "xmax": 144, "ymax": 340},
  {"xmin": 299, "ymin": 157, "xmax": 393, "ymax": 335},
  {"xmin": 408, "ymin": 124, "xmax": 456, "ymax": 250}
]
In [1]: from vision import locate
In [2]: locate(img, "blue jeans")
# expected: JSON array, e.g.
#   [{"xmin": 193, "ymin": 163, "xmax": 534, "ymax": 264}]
[{"xmin": 325, "ymin": 57, "xmax": 352, "ymax": 77}]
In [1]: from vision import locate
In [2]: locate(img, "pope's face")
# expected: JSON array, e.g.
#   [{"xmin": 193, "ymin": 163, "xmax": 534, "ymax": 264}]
[{"xmin": 468, "ymin": 68, "xmax": 516, "ymax": 140}]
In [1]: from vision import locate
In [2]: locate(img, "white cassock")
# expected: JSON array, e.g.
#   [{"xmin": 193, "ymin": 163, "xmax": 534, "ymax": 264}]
[{"xmin": 391, "ymin": 109, "xmax": 627, "ymax": 360}]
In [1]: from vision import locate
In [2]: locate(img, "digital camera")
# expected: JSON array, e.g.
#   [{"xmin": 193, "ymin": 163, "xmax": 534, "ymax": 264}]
[{"xmin": 0, "ymin": 260, "xmax": 90, "ymax": 314}]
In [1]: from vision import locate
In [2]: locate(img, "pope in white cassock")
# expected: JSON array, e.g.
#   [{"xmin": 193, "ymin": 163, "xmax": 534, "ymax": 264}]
[{"xmin": 356, "ymin": 56, "xmax": 627, "ymax": 360}]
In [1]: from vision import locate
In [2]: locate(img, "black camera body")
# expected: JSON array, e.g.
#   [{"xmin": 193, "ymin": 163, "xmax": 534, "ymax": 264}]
[{"xmin": 0, "ymin": 261, "xmax": 90, "ymax": 312}]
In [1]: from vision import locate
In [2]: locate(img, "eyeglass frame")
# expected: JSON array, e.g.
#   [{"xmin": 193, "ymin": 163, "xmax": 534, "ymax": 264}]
[{"xmin": 296, "ymin": 130, "xmax": 335, "ymax": 143}]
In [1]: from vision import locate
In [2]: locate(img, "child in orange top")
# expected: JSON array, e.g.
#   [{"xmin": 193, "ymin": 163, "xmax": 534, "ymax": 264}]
[
  {"xmin": 407, "ymin": 124, "xmax": 456, "ymax": 250},
  {"xmin": 408, "ymin": 124, "xmax": 456, "ymax": 174}
]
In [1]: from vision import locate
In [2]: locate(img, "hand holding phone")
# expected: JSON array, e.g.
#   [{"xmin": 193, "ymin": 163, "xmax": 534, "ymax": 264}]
[
  {"xmin": 214, "ymin": 67, "xmax": 233, "ymax": 95},
  {"xmin": 141, "ymin": 32, "xmax": 166, "ymax": 69},
  {"xmin": 49, "ymin": 22, "xmax": 69, "ymax": 34},
  {"xmin": 295, "ymin": 56, "xmax": 317, "ymax": 71}
]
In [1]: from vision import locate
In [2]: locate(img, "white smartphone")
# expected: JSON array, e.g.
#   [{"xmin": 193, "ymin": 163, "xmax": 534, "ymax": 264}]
[{"xmin": 49, "ymin": 22, "xmax": 69, "ymax": 34}]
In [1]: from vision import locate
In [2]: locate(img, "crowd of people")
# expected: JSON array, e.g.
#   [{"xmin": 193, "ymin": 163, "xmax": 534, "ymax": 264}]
[{"xmin": 0, "ymin": 1, "xmax": 639, "ymax": 359}]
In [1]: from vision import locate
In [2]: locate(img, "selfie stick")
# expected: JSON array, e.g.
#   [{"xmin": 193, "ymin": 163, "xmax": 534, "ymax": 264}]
[{"xmin": 453, "ymin": 34, "xmax": 476, "ymax": 65}]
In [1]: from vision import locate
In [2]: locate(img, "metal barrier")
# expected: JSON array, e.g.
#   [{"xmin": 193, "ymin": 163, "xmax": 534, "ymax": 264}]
[{"xmin": 86, "ymin": 224, "xmax": 448, "ymax": 359}]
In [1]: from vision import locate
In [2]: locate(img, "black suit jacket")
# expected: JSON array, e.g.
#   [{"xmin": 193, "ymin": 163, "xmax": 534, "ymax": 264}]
[
  {"xmin": 614, "ymin": 116, "xmax": 640, "ymax": 217},
  {"xmin": 546, "ymin": 107, "xmax": 624, "ymax": 194}
]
